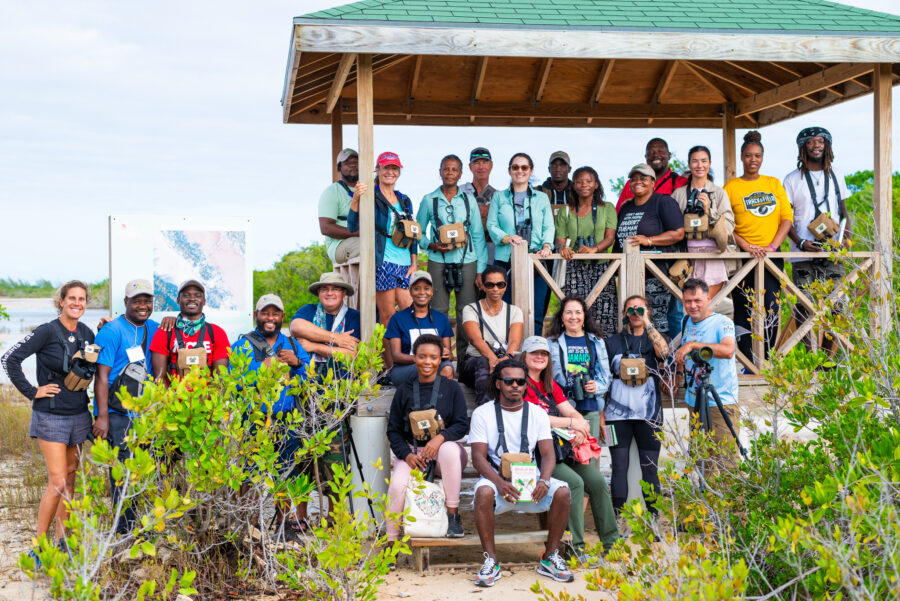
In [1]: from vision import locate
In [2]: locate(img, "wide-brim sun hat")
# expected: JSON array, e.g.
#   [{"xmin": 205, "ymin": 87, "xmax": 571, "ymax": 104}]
[{"xmin": 308, "ymin": 272, "xmax": 355, "ymax": 296}]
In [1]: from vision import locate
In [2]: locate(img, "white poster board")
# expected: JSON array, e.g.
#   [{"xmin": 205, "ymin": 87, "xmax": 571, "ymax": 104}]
[{"xmin": 109, "ymin": 216, "xmax": 253, "ymax": 341}]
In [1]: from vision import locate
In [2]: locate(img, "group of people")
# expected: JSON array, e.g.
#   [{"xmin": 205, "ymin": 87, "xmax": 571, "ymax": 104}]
[{"xmin": 321, "ymin": 126, "xmax": 849, "ymax": 363}]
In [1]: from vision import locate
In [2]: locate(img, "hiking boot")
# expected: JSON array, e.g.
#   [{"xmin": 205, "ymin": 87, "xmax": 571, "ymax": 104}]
[
  {"xmin": 446, "ymin": 512, "xmax": 464, "ymax": 538},
  {"xmin": 537, "ymin": 550, "xmax": 574, "ymax": 582},
  {"xmin": 475, "ymin": 553, "xmax": 501, "ymax": 587}
]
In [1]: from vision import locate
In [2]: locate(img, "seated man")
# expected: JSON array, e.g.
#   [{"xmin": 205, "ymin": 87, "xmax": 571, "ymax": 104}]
[
  {"xmin": 149, "ymin": 279, "xmax": 230, "ymax": 384},
  {"xmin": 385, "ymin": 271, "xmax": 454, "ymax": 387},
  {"xmin": 231, "ymin": 293, "xmax": 310, "ymax": 537},
  {"xmin": 468, "ymin": 359, "xmax": 573, "ymax": 587},
  {"xmin": 290, "ymin": 272, "xmax": 361, "ymax": 378}
]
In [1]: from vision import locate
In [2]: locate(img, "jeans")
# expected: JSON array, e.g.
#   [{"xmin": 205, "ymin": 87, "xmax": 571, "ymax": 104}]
[
  {"xmin": 667, "ymin": 297, "xmax": 684, "ymax": 339},
  {"xmin": 108, "ymin": 412, "xmax": 137, "ymax": 534}
]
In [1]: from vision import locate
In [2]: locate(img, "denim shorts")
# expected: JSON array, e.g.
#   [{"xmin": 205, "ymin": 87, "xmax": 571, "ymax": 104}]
[
  {"xmin": 29, "ymin": 410, "xmax": 92, "ymax": 446},
  {"xmin": 375, "ymin": 261, "xmax": 411, "ymax": 291},
  {"xmin": 474, "ymin": 476, "xmax": 568, "ymax": 515}
]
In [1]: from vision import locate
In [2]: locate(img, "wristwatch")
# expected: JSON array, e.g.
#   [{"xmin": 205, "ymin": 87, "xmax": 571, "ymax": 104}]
[{"xmin": 539, "ymin": 478, "xmax": 551, "ymax": 488}]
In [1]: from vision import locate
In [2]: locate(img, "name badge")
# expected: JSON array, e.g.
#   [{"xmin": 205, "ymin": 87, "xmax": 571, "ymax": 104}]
[{"xmin": 126, "ymin": 345, "xmax": 145, "ymax": 364}]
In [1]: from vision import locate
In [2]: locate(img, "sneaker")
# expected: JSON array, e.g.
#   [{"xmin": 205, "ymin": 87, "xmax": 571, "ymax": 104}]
[
  {"xmin": 446, "ymin": 512, "xmax": 464, "ymax": 538},
  {"xmin": 475, "ymin": 553, "xmax": 501, "ymax": 587},
  {"xmin": 537, "ymin": 550, "xmax": 574, "ymax": 583},
  {"xmin": 26, "ymin": 549, "xmax": 41, "ymax": 568},
  {"xmin": 571, "ymin": 547, "xmax": 601, "ymax": 569}
]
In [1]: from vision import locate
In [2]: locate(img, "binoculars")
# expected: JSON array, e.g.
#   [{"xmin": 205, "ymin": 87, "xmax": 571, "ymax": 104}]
[
  {"xmin": 689, "ymin": 345, "xmax": 714, "ymax": 364},
  {"xmin": 571, "ymin": 371, "xmax": 587, "ymax": 403},
  {"xmin": 574, "ymin": 235, "xmax": 596, "ymax": 249},
  {"xmin": 515, "ymin": 220, "xmax": 532, "ymax": 245},
  {"xmin": 685, "ymin": 188, "xmax": 707, "ymax": 215},
  {"xmin": 443, "ymin": 263, "xmax": 464, "ymax": 292}
]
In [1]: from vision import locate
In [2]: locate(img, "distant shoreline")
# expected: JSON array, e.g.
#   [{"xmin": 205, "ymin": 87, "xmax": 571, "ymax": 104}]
[{"xmin": 0, "ymin": 297, "xmax": 109, "ymax": 311}]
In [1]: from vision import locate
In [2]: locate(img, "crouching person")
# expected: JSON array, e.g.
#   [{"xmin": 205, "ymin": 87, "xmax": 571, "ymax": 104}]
[
  {"xmin": 469, "ymin": 359, "xmax": 573, "ymax": 587},
  {"xmin": 386, "ymin": 334, "xmax": 469, "ymax": 542}
]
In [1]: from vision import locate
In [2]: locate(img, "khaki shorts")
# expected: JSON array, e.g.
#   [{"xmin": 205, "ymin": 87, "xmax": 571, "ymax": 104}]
[{"xmin": 334, "ymin": 237, "xmax": 360, "ymax": 263}]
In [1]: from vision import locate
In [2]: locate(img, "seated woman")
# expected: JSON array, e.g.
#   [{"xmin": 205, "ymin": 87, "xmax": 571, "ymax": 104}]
[
  {"xmin": 459, "ymin": 265, "xmax": 524, "ymax": 406},
  {"xmin": 385, "ymin": 271, "xmax": 455, "ymax": 387},
  {"xmin": 547, "ymin": 296, "xmax": 612, "ymax": 466},
  {"xmin": 604, "ymin": 295, "xmax": 669, "ymax": 516},
  {"xmin": 385, "ymin": 334, "xmax": 469, "ymax": 540},
  {"xmin": 672, "ymin": 146, "xmax": 735, "ymax": 299},
  {"xmin": 520, "ymin": 336, "xmax": 619, "ymax": 563}
]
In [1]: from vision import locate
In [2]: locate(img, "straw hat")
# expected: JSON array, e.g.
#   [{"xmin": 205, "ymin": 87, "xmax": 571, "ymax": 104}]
[{"xmin": 308, "ymin": 272, "xmax": 355, "ymax": 296}]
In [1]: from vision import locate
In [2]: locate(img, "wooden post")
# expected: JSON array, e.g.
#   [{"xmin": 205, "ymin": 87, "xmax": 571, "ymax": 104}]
[
  {"xmin": 511, "ymin": 243, "xmax": 534, "ymax": 338},
  {"xmin": 331, "ymin": 99, "xmax": 343, "ymax": 183},
  {"xmin": 873, "ymin": 63, "xmax": 893, "ymax": 324},
  {"xmin": 357, "ymin": 55, "xmax": 376, "ymax": 343},
  {"xmin": 752, "ymin": 259, "xmax": 765, "ymax": 368},
  {"xmin": 722, "ymin": 103, "xmax": 736, "ymax": 182},
  {"xmin": 624, "ymin": 242, "xmax": 644, "ymax": 299}
]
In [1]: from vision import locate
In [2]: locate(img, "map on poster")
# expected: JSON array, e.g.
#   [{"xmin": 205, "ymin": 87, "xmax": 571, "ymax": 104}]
[{"xmin": 108, "ymin": 216, "xmax": 252, "ymax": 340}]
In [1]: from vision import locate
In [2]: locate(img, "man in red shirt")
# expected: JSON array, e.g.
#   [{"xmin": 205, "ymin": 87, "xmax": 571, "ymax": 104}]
[
  {"xmin": 149, "ymin": 279, "xmax": 230, "ymax": 385},
  {"xmin": 615, "ymin": 138, "xmax": 688, "ymax": 212}
]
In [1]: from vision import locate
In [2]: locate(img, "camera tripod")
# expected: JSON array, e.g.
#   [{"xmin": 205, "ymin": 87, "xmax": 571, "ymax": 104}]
[
  {"xmin": 340, "ymin": 420, "xmax": 377, "ymax": 520},
  {"xmin": 688, "ymin": 361, "xmax": 748, "ymax": 481}
]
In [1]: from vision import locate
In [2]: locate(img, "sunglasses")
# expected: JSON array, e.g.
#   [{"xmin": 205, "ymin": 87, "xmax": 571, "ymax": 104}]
[
  {"xmin": 626, "ymin": 306, "xmax": 646, "ymax": 316},
  {"xmin": 500, "ymin": 377, "xmax": 527, "ymax": 386},
  {"xmin": 483, "ymin": 281, "xmax": 507, "ymax": 290},
  {"xmin": 509, "ymin": 164, "xmax": 531, "ymax": 172}
]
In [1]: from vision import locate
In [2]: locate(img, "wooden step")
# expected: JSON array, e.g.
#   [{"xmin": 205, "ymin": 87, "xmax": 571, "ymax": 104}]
[{"xmin": 409, "ymin": 530, "xmax": 550, "ymax": 572}]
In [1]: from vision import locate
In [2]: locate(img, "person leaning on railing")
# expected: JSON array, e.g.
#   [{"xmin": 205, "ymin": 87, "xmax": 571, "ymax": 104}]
[
  {"xmin": 486, "ymin": 152, "xmax": 555, "ymax": 335},
  {"xmin": 671, "ymin": 145, "xmax": 735, "ymax": 299},
  {"xmin": 554, "ymin": 166, "xmax": 618, "ymax": 337},
  {"xmin": 723, "ymin": 131, "xmax": 793, "ymax": 363},
  {"xmin": 613, "ymin": 163, "xmax": 685, "ymax": 335}
]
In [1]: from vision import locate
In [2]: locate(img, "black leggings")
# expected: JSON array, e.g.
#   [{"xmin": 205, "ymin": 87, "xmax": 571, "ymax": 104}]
[
  {"xmin": 732, "ymin": 258, "xmax": 783, "ymax": 363},
  {"xmin": 608, "ymin": 419, "xmax": 661, "ymax": 514}
]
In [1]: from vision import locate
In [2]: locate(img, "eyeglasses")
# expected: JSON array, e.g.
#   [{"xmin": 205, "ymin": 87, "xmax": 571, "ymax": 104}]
[
  {"xmin": 510, "ymin": 164, "xmax": 530, "ymax": 172},
  {"xmin": 500, "ymin": 377, "xmax": 527, "ymax": 386},
  {"xmin": 444, "ymin": 204, "xmax": 456, "ymax": 222},
  {"xmin": 626, "ymin": 306, "xmax": 646, "ymax": 316},
  {"xmin": 483, "ymin": 281, "xmax": 507, "ymax": 290}
]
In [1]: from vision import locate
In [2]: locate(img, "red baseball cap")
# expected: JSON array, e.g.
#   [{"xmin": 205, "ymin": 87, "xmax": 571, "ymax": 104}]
[{"xmin": 376, "ymin": 151, "xmax": 403, "ymax": 168}]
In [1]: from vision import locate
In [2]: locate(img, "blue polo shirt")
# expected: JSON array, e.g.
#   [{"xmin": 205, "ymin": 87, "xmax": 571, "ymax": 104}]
[
  {"xmin": 293, "ymin": 304, "xmax": 362, "ymax": 340},
  {"xmin": 94, "ymin": 315, "xmax": 159, "ymax": 416},
  {"xmin": 683, "ymin": 313, "xmax": 738, "ymax": 407},
  {"xmin": 230, "ymin": 330, "xmax": 310, "ymax": 415},
  {"xmin": 385, "ymin": 307, "xmax": 453, "ymax": 355}
]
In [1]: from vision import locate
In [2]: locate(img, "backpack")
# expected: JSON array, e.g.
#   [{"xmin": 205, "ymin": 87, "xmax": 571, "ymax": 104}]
[{"xmin": 109, "ymin": 324, "xmax": 150, "ymax": 413}]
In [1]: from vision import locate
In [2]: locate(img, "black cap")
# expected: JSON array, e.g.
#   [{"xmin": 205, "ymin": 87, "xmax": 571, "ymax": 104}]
[{"xmin": 470, "ymin": 147, "xmax": 492, "ymax": 162}]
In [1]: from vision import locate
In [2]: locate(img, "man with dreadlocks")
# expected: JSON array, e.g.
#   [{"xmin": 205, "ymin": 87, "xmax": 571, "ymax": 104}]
[{"xmin": 783, "ymin": 126, "xmax": 852, "ymax": 302}]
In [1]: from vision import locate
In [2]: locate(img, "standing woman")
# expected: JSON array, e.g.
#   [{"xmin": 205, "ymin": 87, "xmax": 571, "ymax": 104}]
[
  {"xmin": 547, "ymin": 296, "xmax": 612, "ymax": 464},
  {"xmin": 672, "ymin": 146, "xmax": 735, "ymax": 299},
  {"xmin": 724, "ymin": 131, "xmax": 793, "ymax": 361},
  {"xmin": 486, "ymin": 153, "xmax": 555, "ymax": 335},
  {"xmin": 1, "ymin": 281, "xmax": 95, "ymax": 560},
  {"xmin": 555, "ymin": 166, "xmax": 618, "ymax": 336},
  {"xmin": 604, "ymin": 295, "xmax": 669, "ymax": 515},
  {"xmin": 348, "ymin": 151, "xmax": 418, "ymax": 327},
  {"xmin": 520, "ymin": 336, "xmax": 619, "ymax": 562},
  {"xmin": 613, "ymin": 164, "xmax": 685, "ymax": 335}
]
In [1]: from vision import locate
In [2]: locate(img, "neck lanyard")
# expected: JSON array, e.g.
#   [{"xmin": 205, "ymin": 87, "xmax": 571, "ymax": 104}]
[
  {"xmin": 622, "ymin": 329, "xmax": 645, "ymax": 357},
  {"xmin": 411, "ymin": 306, "xmax": 436, "ymax": 331}
]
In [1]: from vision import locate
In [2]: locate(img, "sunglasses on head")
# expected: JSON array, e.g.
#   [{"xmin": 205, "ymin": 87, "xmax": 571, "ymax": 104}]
[
  {"xmin": 510, "ymin": 164, "xmax": 530, "ymax": 172},
  {"xmin": 500, "ymin": 377, "xmax": 527, "ymax": 386},
  {"xmin": 483, "ymin": 281, "xmax": 507, "ymax": 290},
  {"xmin": 626, "ymin": 306, "xmax": 646, "ymax": 316}
]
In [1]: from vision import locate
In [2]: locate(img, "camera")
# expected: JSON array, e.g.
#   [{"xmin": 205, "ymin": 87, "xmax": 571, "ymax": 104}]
[
  {"xmin": 443, "ymin": 263, "xmax": 463, "ymax": 292},
  {"xmin": 570, "ymin": 371, "xmax": 586, "ymax": 403},
  {"xmin": 685, "ymin": 188, "xmax": 707, "ymax": 215},
  {"xmin": 689, "ymin": 345, "xmax": 714, "ymax": 365}
]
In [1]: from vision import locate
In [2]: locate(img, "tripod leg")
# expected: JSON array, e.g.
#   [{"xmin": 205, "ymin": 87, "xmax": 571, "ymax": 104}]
[
  {"xmin": 695, "ymin": 386, "xmax": 708, "ymax": 487},
  {"xmin": 345, "ymin": 422, "xmax": 377, "ymax": 520},
  {"xmin": 708, "ymin": 387, "xmax": 748, "ymax": 459},
  {"xmin": 338, "ymin": 422, "xmax": 356, "ymax": 515}
]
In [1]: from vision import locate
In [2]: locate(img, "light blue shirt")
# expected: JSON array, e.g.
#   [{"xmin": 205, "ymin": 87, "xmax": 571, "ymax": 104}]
[
  {"xmin": 416, "ymin": 186, "xmax": 489, "ymax": 272},
  {"xmin": 383, "ymin": 201, "xmax": 413, "ymax": 266},
  {"xmin": 485, "ymin": 186, "xmax": 555, "ymax": 262},
  {"xmin": 682, "ymin": 313, "xmax": 738, "ymax": 407},
  {"xmin": 94, "ymin": 315, "xmax": 159, "ymax": 416}
]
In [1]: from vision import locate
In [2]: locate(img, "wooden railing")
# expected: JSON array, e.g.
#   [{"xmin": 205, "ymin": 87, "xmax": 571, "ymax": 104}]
[
  {"xmin": 333, "ymin": 256, "xmax": 361, "ymax": 310},
  {"xmin": 510, "ymin": 243, "xmax": 877, "ymax": 373}
]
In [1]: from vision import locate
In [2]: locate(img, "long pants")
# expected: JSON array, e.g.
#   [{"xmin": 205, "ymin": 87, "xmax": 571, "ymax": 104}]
[
  {"xmin": 581, "ymin": 410, "xmax": 601, "ymax": 469},
  {"xmin": 386, "ymin": 441, "xmax": 467, "ymax": 539},
  {"xmin": 551, "ymin": 461, "xmax": 619, "ymax": 550},
  {"xmin": 496, "ymin": 259, "xmax": 551, "ymax": 336},
  {"xmin": 459, "ymin": 355, "xmax": 492, "ymax": 407},
  {"xmin": 690, "ymin": 403, "xmax": 741, "ymax": 472},
  {"xmin": 667, "ymin": 297, "xmax": 684, "ymax": 340},
  {"xmin": 732, "ymin": 258, "xmax": 782, "ymax": 362},
  {"xmin": 108, "ymin": 412, "xmax": 136, "ymax": 534},
  {"xmin": 427, "ymin": 260, "xmax": 479, "ymax": 359},
  {"xmin": 608, "ymin": 419, "xmax": 661, "ymax": 514}
]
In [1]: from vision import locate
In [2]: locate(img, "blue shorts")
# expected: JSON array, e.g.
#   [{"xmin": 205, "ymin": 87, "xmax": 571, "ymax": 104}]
[
  {"xmin": 473, "ymin": 476, "xmax": 568, "ymax": 515},
  {"xmin": 376, "ymin": 261, "xmax": 411, "ymax": 291}
]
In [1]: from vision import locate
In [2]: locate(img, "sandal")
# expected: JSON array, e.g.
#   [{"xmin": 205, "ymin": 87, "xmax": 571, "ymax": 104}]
[{"xmin": 290, "ymin": 518, "xmax": 311, "ymax": 534}]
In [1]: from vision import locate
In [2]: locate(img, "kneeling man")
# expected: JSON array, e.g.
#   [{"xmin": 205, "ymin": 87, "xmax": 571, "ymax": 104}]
[{"xmin": 468, "ymin": 359, "xmax": 573, "ymax": 587}]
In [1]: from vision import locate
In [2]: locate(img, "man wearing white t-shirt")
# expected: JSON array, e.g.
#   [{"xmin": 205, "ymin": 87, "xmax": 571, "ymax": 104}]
[
  {"xmin": 783, "ymin": 126, "xmax": 851, "ymax": 298},
  {"xmin": 468, "ymin": 359, "xmax": 572, "ymax": 587}
]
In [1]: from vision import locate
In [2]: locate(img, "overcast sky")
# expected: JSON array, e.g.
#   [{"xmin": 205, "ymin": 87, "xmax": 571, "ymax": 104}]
[{"xmin": 1, "ymin": 0, "xmax": 898, "ymax": 283}]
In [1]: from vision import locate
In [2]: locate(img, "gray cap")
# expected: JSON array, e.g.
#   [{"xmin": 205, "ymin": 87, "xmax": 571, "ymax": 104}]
[
  {"xmin": 520, "ymin": 336, "xmax": 550, "ymax": 354},
  {"xmin": 177, "ymin": 279, "xmax": 206, "ymax": 295},
  {"xmin": 628, "ymin": 163, "xmax": 656, "ymax": 180},
  {"xmin": 255, "ymin": 293, "xmax": 284, "ymax": 312},
  {"xmin": 124, "ymin": 279, "xmax": 153, "ymax": 298},
  {"xmin": 336, "ymin": 148, "xmax": 358, "ymax": 165},
  {"xmin": 409, "ymin": 270, "xmax": 433, "ymax": 287}
]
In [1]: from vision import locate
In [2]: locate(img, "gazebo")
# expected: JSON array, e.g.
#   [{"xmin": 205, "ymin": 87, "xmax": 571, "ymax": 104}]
[{"xmin": 281, "ymin": 0, "xmax": 898, "ymax": 369}]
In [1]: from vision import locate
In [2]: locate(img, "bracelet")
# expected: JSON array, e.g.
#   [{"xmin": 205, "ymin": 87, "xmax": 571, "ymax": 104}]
[
  {"xmin": 539, "ymin": 478, "xmax": 551, "ymax": 488},
  {"xmin": 329, "ymin": 334, "xmax": 335, "ymax": 345},
  {"xmin": 768, "ymin": 244, "xmax": 777, "ymax": 251},
  {"xmin": 569, "ymin": 417, "xmax": 573, "ymax": 427}
]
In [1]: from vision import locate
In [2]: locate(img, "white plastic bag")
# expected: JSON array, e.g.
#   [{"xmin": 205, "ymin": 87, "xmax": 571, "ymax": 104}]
[{"xmin": 402, "ymin": 478, "xmax": 448, "ymax": 538}]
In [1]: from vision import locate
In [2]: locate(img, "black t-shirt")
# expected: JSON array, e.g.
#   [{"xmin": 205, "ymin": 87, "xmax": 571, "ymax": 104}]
[
  {"xmin": 2, "ymin": 319, "xmax": 95, "ymax": 415},
  {"xmin": 386, "ymin": 376, "xmax": 470, "ymax": 460},
  {"xmin": 604, "ymin": 330, "xmax": 664, "ymax": 422},
  {"xmin": 613, "ymin": 192, "xmax": 683, "ymax": 253}
]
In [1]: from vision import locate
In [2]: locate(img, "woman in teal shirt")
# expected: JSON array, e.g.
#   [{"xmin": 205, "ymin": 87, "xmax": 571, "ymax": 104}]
[{"xmin": 486, "ymin": 152, "xmax": 554, "ymax": 335}]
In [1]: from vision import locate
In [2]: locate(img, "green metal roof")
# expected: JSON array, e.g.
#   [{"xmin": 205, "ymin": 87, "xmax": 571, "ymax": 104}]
[{"xmin": 298, "ymin": 0, "xmax": 900, "ymax": 34}]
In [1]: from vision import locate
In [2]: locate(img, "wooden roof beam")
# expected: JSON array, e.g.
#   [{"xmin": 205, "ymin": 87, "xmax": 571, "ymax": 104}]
[
  {"xmin": 326, "ymin": 53, "xmax": 356, "ymax": 114},
  {"xmin": 590, "ymin": 59, "xmax": 615, "ymax": 107},
  {"xmin": 406, "ymin": 55, "xmax": 423, "ymax": 120},
  {"xmin": 685, "ymin": 61, "xmax": 764, "ymax": 93},
  {"xmin": 681, "ymin": 60, "xmax": 740, "ymax": 102},
  {"xmin": 471, "ymin": 56, "xmax": 489, "ymax": 106},
  {"xmin": 532, "ymin": 58, "xmax": 553, "ymax": 106},
  {"xmin": 648, "ymin": 60, "xmax": 678, "ymax": 125},
  {"xmin": 736, "ymin": 62, "xmax": 873, "ymax": 117},
  {"xmin": 282, "ymin": 39, "xmax": 301, "ymax": 123}
]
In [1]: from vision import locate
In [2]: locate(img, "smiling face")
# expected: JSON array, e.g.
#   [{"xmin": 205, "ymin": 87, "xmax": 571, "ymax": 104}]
[
  {"xmin": 255, "ymin": 305, "xmax": 284, "ymax": 338},
  {"xmin": 804, "ymin": 136, "xmax": 826, "ymax": 162},
  {"xmin": 124, "ymin": 294, "xmax": 153, "ymax": 325},
  {"xmin": 376, "ymin": 164, "xmax": 401, "ymax": 186},
  {"xmin": 645, "ymin": 140, "xmax": 671, "ymax": 174},
  {"xmin": 573, "ymin": 171, "xmax": 598, "ymax": 202},
  {"xmin": 741, "ymin": 144, "xmax": 764, "ymax": 175},
  {"xmin": 629, "ymin": 173, "xmax": 654, "ymax": 198},
  {"xmin": 625, "ymin": 297, "xmax": 648, "ymax": 329},
  {"xmin": 410, "ymin": 280, "xmax": 433, "ymax": 308},
  {"xmin": 440, "ymin": 157, "xmax": 462, "ymax": 187},
  {"xmin": 562, "ymin": 299, "xmax": 585, "ymax": 333},
  {"xmin": 177, "ymin": 285, "xmax": 205, "ymax": 319},
  {"xmin": 689, "ymin": 150, "xmax": 711, "ymax": 180},
  {"xmin": 414, "ymin": 341, "xmax": 442, "ymax": 379},
  {"xmin": 469, "ymin": 157, "xmax": 493, "ymax": 180},
  {"xmin": 683, "ymin": 286, "xmax": 710, "ymax": 320},
  {"xmin": 508, "ymin": 156, "xmax": 532, "ymax": 186},
  {"xmin": 524, "ymin": 350, "xmax": 550, "ymax": 375},
  {"xmin": 60, "ymin": 286, "xmax": 87, "ymax": 321},
  {"xmin": 317, "ymin": 285, "xmax": 346, "ymax": 314}
]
